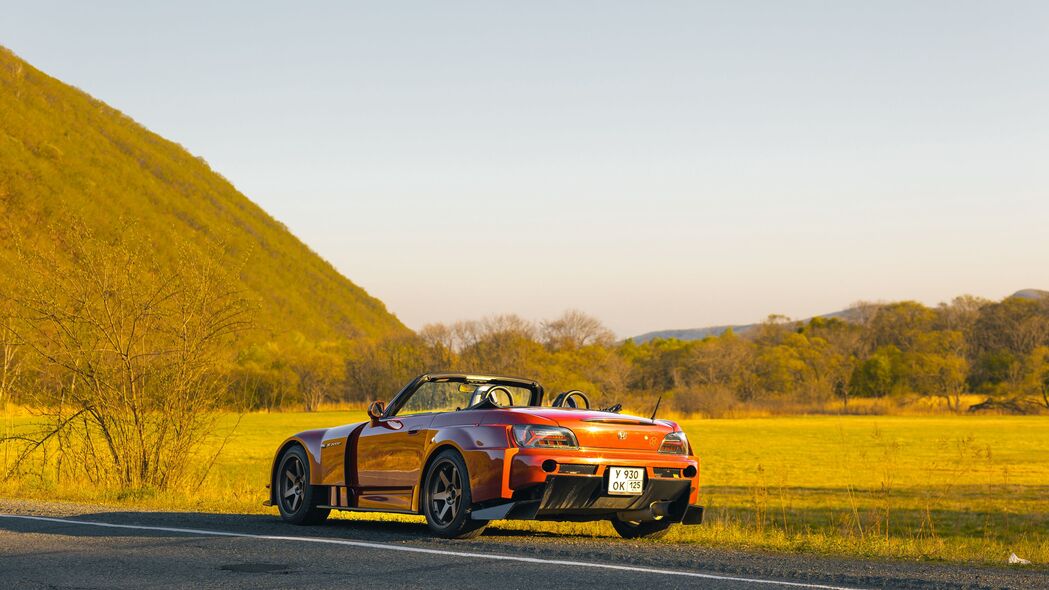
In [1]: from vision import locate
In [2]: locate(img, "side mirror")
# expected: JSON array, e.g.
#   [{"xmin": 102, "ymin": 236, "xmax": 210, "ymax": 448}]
[{"xmin": 367, "ymin": 400, "xmax": 386, "ymax": 421}]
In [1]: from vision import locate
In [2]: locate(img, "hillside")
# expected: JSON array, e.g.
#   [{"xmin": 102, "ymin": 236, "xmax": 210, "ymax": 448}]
[
  {"xmin": 629, "ymin": 325, "xmax": 743, "ymax": 343},
  {"xmin": 0, "ymin": 46, "xmax": 406, "ymax": 342},
  {"xmin": 1011, "ymin": 288, "xmax": 1049, "ymax": 300}
]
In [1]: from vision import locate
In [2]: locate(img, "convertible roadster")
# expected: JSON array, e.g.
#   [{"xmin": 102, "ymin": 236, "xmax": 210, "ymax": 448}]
[{"xmin": 266, "ymin": 373, "xmax": 703, "ymax": 538}]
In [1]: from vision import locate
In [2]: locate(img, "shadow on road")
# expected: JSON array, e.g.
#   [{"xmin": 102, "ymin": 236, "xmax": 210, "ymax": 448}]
[{"xmin": 0, "ymin": 508, "xmax": 609, "ymax": 544}]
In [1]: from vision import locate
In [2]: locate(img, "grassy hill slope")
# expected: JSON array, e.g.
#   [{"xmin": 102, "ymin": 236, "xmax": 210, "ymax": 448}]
[{"xmin": 0, "ymin": 46, "xmax": 406, "ymax": 342}]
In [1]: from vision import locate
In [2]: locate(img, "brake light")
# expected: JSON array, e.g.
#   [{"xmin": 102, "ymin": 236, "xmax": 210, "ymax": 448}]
[
  {"xmin": 512, "ymin": 425, "xmax": 579, "ymax": 449},
  {"xmin": 658, "ymin": 431, "xmax": 688, "ymax": 455}
]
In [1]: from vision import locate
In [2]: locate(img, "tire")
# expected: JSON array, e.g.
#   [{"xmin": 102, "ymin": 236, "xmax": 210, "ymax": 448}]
[
  {"xmin": 274, "ymin": 445, "xmax": 330, "ymax": 525},
  {"xmin": 422, "ymin": 449, "xmax": 488, "ymax": 539},
  {"xmin": 610, "ymin": 517, "xmax": 673, "ymax": 539}
]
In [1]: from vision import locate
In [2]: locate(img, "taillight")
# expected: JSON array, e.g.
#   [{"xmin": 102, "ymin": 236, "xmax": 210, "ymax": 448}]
[
  {"xmin": 512, "ymin": 425, "xmax": 579, "ymax": 449},
  {"xmin": 658, "ymin": 431, "xmax": 688, "ymax": 455}
]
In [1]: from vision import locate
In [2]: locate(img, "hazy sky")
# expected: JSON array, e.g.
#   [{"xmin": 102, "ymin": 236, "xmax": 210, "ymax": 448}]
[{"xmin": 3, "ymin": 1, "xmax": 1047, "ymax": 337}]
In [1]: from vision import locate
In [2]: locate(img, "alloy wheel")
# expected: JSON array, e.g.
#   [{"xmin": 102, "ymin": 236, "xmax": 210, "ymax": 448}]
[
  {"xmin": 429, "ymin": 460, "xmax": 462, "ymax": 526},
  {"xmin": 280, "ymin": 455, "xmax": 306, "ymax": 513}
]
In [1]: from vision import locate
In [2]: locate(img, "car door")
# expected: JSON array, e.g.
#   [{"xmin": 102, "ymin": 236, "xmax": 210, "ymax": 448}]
[
  {"xmin": 354, "ymin": 380, "xmax": 468, "ymax": 510},
  {"xmin": 356, "ymin": 412, "xmax": 436, "ymax": 494}
]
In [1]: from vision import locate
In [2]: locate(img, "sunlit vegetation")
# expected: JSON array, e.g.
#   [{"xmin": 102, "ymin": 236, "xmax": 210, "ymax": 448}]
[
  {"xmin": 1, "ymin": 44, "xmax": 1047, "ymax": 566},
  {"xmin": 0, "ymin": 46, "xmax": 406, "ymax": 349},
  {"xmin": 262, "ymin": 295, "xmax": 1049, "ymax": 418},
  {"xmin": 2, "ymin": 410, "xmax": 1046, "ymax": 565}
]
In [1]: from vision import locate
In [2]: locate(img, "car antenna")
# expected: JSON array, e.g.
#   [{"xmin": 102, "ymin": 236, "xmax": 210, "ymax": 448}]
[{"xmin": 649, "ymin": 395, "xmax": 662, "ymax": 421}]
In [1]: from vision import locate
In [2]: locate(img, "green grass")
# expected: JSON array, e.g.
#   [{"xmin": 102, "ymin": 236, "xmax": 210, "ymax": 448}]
[{"xmin": 3, "ymin": 411, "xmax": 1047, "ymax": 566}]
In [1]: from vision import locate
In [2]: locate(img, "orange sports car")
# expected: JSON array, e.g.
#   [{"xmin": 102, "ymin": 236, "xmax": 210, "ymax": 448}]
[{"xmin": 266, "ymin": 373, "xmax": 703, "ymax": 538}]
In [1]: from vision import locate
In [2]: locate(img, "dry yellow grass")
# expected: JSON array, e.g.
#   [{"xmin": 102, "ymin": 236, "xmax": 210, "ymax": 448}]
[{"xmin": 1, "ymin": 409, "xmax": 1046, "ymax": 565}]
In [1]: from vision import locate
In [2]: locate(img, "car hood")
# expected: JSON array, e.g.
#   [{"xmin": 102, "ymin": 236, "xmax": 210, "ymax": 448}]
[{"xmin": 502, "ymin": 407, "xmax": 677, "ymax": 451}]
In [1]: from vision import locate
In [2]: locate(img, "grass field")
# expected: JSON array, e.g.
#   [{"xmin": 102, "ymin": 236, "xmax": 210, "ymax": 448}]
[{"xmin": 2, "ymin": 410, "xmax": 1046, "ymax": 566}]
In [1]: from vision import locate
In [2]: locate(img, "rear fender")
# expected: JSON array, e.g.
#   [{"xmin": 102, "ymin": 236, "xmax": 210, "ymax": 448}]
[{"xmin": 416, "ymin": 425, "xmax": 510, "ymax": 510}]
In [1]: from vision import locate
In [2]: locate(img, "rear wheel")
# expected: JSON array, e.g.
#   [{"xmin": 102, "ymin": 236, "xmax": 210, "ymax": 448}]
[
  {"xmin": 610, "ymin": 517, "xmax": 673, "ymax": 539},
  {"xmin": 423, "ymin": 449, "xmax": 488, "ymax": 538},
  {"xmin": 275, "ymin": 445, "xmax": 330, "ymax": 525}
]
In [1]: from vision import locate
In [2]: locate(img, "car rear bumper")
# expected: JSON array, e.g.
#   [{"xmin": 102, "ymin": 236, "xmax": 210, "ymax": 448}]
[
  {"xmin": 499, "ymin": 447, "xmax": 700, "ymax": 501},
  {"xmin": 471, "ymin": 473, "xmax": 704, "ymax": 524}
]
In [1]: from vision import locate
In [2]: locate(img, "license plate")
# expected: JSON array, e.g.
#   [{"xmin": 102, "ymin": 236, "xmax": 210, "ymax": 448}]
[{"xmin": 607, "ymin": 466, "xmax": 644, "ymax": 495}]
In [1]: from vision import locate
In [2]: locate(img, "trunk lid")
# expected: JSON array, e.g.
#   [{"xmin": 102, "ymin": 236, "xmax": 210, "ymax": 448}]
[{"xmin": 518, "ymin": 408, "xmax": 674, "ymax": 451}]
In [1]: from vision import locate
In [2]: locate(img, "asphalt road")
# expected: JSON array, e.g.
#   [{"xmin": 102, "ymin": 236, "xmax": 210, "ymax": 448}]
[{"xmin": 0, "ymin": 500, "xmax": 1044, "ymax": 590}]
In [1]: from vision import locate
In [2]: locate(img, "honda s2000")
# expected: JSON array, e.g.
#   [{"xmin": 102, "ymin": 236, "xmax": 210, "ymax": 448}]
[{"xmin": 266, "ymin": 373, "xmax": 703, "ymax": 538}]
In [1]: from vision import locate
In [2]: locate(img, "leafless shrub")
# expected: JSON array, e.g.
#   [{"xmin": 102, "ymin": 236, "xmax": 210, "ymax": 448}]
[{"xmin": 2, "ymin": 222, "xmax": 251, "ymax": 490}]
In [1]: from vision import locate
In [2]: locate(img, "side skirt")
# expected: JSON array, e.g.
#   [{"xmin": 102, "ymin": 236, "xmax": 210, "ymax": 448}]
[
  {"xmin": 315, "ymin": 485, "xmax": 419, "ymax": 515},
  {"xmin": 315, "ymin": 506, "xmax": 418, "ymax": 515}
]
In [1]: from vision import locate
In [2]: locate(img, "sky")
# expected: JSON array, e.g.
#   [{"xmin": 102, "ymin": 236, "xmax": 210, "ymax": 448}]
[{"xmin": 2, "ymin": 1, "xmax": 1048, "ymax": 337}]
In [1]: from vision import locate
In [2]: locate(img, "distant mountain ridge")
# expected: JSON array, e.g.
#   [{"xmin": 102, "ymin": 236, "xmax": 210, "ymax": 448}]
[
  {"xmin": 1011, "ymin": 289, "xmax": 1049, "ymax": 300},
  {"xmin": 0, "ymin": 46, "xmax": 407, "ymax": 342},
  {"xmin": 628, "ymin": 289, "xmax": 1046, "ymax": 344}
]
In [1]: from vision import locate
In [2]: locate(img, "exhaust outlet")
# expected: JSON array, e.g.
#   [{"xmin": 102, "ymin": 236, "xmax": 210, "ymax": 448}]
[{"xmin": 616, "ymin": 501, "xmax": 674, "ymax": 522}]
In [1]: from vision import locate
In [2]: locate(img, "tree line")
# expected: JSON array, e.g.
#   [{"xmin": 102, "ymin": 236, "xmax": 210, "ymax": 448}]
[
  {"xmin": 224, "ymin": 296, "xmax": 1049, "ymax": 415},
  {"xmin": 4, "ymin": 230, "xmax": 1048, "ymax": 431}
]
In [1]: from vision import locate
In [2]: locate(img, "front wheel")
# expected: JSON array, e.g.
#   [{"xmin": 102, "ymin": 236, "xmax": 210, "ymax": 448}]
[
  {"xmin": 275, "ymin": 445, "xmax": 330, "ymax": 525},
  {"xmin": 423, "ymin": 449, "xmax": 488, "ymax": 538},
  {"xmin": 610, "ymin": 517, "xmax": 673, "ymax": 539}
]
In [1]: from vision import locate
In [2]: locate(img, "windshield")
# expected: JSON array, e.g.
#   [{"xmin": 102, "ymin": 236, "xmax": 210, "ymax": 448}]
[{"xmin": 389, "ymin": 376, "xmax": 541, "ymax": 416}]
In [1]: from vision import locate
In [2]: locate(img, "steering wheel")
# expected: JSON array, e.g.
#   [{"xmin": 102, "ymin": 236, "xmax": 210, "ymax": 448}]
[
  {"xmin": 552, "ymin": 390, "xmax": 591, "ymax": 409},
  {"xmin": 468, "ymin": 385, "xmax": 515, "ymax": 408},
  {"xmin": 487, "ymin": 386, "xmax": 515, "ymax": 407}
]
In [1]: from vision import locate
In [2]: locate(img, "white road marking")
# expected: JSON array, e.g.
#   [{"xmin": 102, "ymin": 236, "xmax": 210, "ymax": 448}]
[{"xmin": 0, "ymin": 513, "xmax": 865, "ymax": 590}]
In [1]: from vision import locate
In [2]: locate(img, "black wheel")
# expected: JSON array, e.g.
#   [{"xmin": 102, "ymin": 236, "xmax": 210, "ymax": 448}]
[
  {"xmin": 423, "ymin": 449, "xmax": 488, "ymax": 538},
  {"xmin": 275, "ymin": 445, "xmax": 330, "ymax": 525},
  {"xmin": 610, "ymin": 517, "xmax": 673, "ymax": 539}
]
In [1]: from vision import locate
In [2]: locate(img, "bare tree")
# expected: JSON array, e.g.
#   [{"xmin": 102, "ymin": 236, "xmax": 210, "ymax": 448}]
[
  {"xmin": 287, "ymin": 338, "xmax": 345, "ymax": 412},
  {"xmin": 0, "ymin": 304, "xmax": 22, "ymax": 407},
  {"xmin": 541, "ymin": 310, "xmax": 614, "ymax": 350},
  {"xmin": 481, "ymin": 314, "xmax": 537, "ymax": 341},
  {"xmin": 936, "ymin": 295, "xmax": 991, "ymax": 332},
  {"xmin": 3, "ymin": 223, "xmax": 251, "ymax": 489},
  {"xmin": 419, "ymin": 323, "xmax": 457, "ymax": 369},
  {"xmin": 751, "ymin": 314, "xmax": 797, "ymax": 346},
  {"xmin": 1022, "ymin": 346, "xmax": 1049, "ymax": 410}
]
